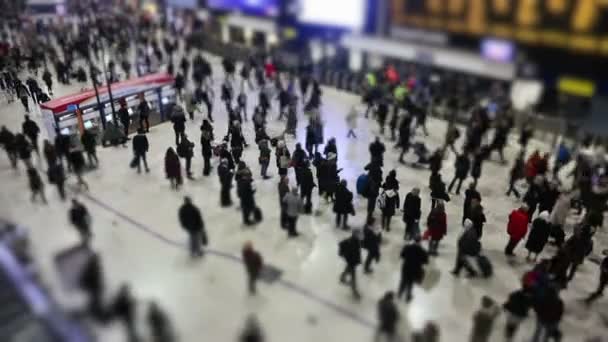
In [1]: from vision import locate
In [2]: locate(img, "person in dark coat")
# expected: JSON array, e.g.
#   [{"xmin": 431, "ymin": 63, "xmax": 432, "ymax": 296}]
[
  {"xmin": 585, "ymin": 250, "xmax": 608, "ymax": 305},
  {"xmin": 398, "ymin": 239, "xmax": 429, "ymax": 302},
  {"xmin": 111, "ymin": 284, "xmax": 138, "ymax": 341},
  {"xmin": 15, "ymin": 133, "xmax": 33, "ymax": 169},
  {"xmin": 81, "ymin": 129, "xmax": 98, "ymax": 168},
  {"xmin": 147, "ymin": 302, "xmax": 174, "ymax": 342},
  {"xmin": 21, "ymin": 115, "xmax": 40, "ymax": 155},
  {"xmin": 54, "ymin": 129, "xmax": 71, "ymax": 170},
  {"xmin": 278, "ymin": 176, "xmax": 290, "ymax": 229},
  {"xmin": 503, "ymin": 289, "xmax": 533, "ymax": 341},
  {"xmin": 470, "ymin": 203, "xmax": 487, "ymax": 240},
  {"xmin": 506, "ymin": 151, "xmax": 525, "ymax": 198},
  {"xmin": 369, "ymin": 137, "xmax": 386, "ymax": 166},
  {"xmin": 469, "ymin": 296, "xmax": 501, "ymax": 342},
  {"xmin": 398, "ymin": 114, "xmax": 413, "ymax": 164},
  {"xmin": 403, "ymin": 188, "xmax": 422, "ymax": 241},
  {"xmin": 0, "ymin": 126, "xmax": 17, "ymax": 168},
  {"xmin": 462, "ymin": 182, "xmax": 481, "ymax": 223},
  {"xmin": 525, "ymin": 211, "xmax": 551, "ymax": 261},
  {"xmin": 363, "ymin": 222, "xmax": 382, "ymax": 273},
  {"xmin": 27, "ymin": 167, "xmax": 47, "ymax": 204},
  {"xmin": 200, "ymin": 120, "xmax": 214, "ymax": 176},
  {"xmin": 538, "ymin": 181, "xmax": 560, "ymax": 214},
  {"xmin": 380, "ymin": 189, "xmax": 400, "ymax": 232},
  {"xmin": 429, "ymin": 173, "xmax": 450, "ymax": 209},
  {"xmin": 292, "ymin": 143, "xmax": 308, "ymax": 186},
  {"xmin": 42, "ymin": 139, "xmax": 57, "ymax": 168},
  {"xmin": 471, "ymin": 149, "xmax": 486, "ymax": 187},
  {"xmin": 366, "ymin": 177, "xmax": 381, "ymax": 223},
  {"xmin": 79, "ymin": 253, "xmax": 104, "ymax": 317},
  {"xmin": 375, "ymin": 292, "xmax": 400, "ymax": 341},
  {"xmin": 117, "ymin": 101, "xmax": 131, "ymax": 138},
  {"xmin": 448, "ymin": 152, "xmax": 470, "ymax": 194},
  {"xmin": 531, "ymin": 288, "xmax": 564, "ymax": 342},
  {"xmin": 69, "ymin": 147, "xmax": 89, "ymax": 191},
  {"xmin": 299, "ymin": 161, "xmax": 316, "ymax": 214},
  {"xmin": 137, "ymin": 95, "xmax": 151, "ymax": 133},
  {"xmin": 132, "ymin": 129, "xmax": 150, "ymax": 173},
  {"xmin": 376, "ymin": 100, "xmax": 388, "ymax": 135},
  {"xmin": 237, "ymin": 177, "xmax": 259, "ymax": 225},
  {"xmin": 242, "ymin": 242, "xmax": 264, "ymax": 295},
  {"xmin": 452, "ymin": 219, "xmax": 479, "ymax": 277},
  {"xmin": 171, "ymin": 106, "xmax": 187, "ymax": 146},
  {"xmin": 334, "ymin": 180, "xmax": 354, "ymax": 230},
  {"xmin": 383, "ymin": 169, "xmax": 400, "ymax": 193},
  {"xmin": 228, "ymin": 121, "xmax": 246, "ymax": 164},
  {"xmin": 218, "ymin": 158, "xmax": 234, "ymax": 207},
  {"xmin": 47, "ymin": 162, "xmax": 66, "ymax": 200},
  {"xmin": 164, "ymin": 147, "xmax": 182, "ymax": 190},
  {"xmin": 564, "ymin": 224, "xmax": 594, "ymax": 284},
  {"xmin": 178, "ymin": 196, "xmax": 207, "ymax": 257},
  {"xmin": 524, "ymin": 175, "xmax": 544, "ymax": 222},
  {"xmin": 177, "ymin": 134, "xmax": 194, "ymax": 179},
  {"xmin": 69, "ymin": 199, "xmax": 92, "ymax": 244},
  {"xmin": 339, "ymin": 230, "xmax": 362, "ymax": 299},
  {"xmin": 324, "ymin": 137, "xmax": 338, "ymax": 160},
  {"xmin": 258, "ymin": 138, "xmax": 271, "ymax": 179}
]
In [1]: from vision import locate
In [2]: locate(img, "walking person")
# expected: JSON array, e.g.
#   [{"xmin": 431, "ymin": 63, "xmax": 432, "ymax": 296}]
[
  {"xmin": 299, "ymin": 161, "xmax": 315, "ymax": 214},
  {"xmin": 469, "ymin": 296, "xmax": 501, "ymax": 342},
  {"xmin": 278, "ymin": 176, "xmax": 290, "ymax": 229},
  {"xmin": 525, "ymin": 211, "xmax": 551, "ymax": 262},
  {"xmin": 138, "ymin": 94, "xmax": 150, "ymax": 132},
  {"xmin": 506, "ymin": 151, "xmax": 525, "ymax": 198},
  {"xmin": 69, "ymin": 147, "xmax": 89, "ymax": 191},
  {"xmin": 462, "ymin": 183, "xmax": 481, "ymax": 225},
  {"xmin": 15, "ymin": 134, "xmax": 33, "ymax": 169},
  {"xmin": 426, "ymin": 202, "xmax": 447, "ymax": 256},
  {"xmin": 54, "ymin": 129, "xmax": 71, "ymax": 171},
  {"xmin": 346, "ymin": 105, "xmax": 358, "ymax": 138},
  {"xmin": 334, "ymin": 180, "xmax": 354, "ymax": 230},
  {"xmin": 0, "ymin": 126, "xmax": 17, "ymax": 168},
  {"xmin": 448, "ymin": 152, "xmax": 470, "ymax": 195},
  {"xmin": 164, "ymin": 147, "xmax": 182, "ymax": 190},
  {"xmin": 47, "ymin": 161, "xmax": 66, "ymax": 201},
  {"xmin": 338, "ymin": 230, "xmax": 362, "ymax": 299},
  {"xmin": 22, "ymin": 115, "xmax": 40, "ymax": 156},
  {"xmin": 374, "ymin": 292, "xmax": 400, "ymax": 342},
  {"xmin": 218, "ymin": 158, "xmax": 234, "ymax": 207},
  {"xmin": 242, "ymin": 242, "xmax": 264, "ymax": 295},
  {"xmin": 178, "ymin": 196, "xmax": 207, "ymax": 258},
  {"xmin": 132, "ymin": 129, "xmax": 150, "ymax": 173},
  {"xmin": 81, "ymin": 129, "xmax": 99, "ymax": 168},
  {"xmin": 237, "ymin": 175, "xmax": 260, "ymax": 225},
  {"xmin": 118, "ymin": 100, "xmax": 131, "ymax": 138},
  {"xmin": 530, "ymin": 288, "xmax": 564, "ymax": 342},
  {"xmin": 258, "ymin": 138, "xmax": 271, "ymax": 179},
  {"xmin": 69, "ymin": 199, "xmax": 92, "ymax": 244},
  {"xmin": 503, "ymin": 289, "xmax": 533, "ymax": 342},
  {"xmin": 403, "ymin": 188, "xmax": 422, "ymax": 241},
  {"xmin": 111, "ymin": 284, "xmax": 138, "ymax": 342},
  {"xmin": 429, "ymin": 173, "xmax": 450, "ymax": 209},
  {"xmin": 282, "ymin": 187, "xmax": 303, "ymax": 237},
  {"xmin": 398, "ymin": 238, "xmax": 429, "ymax": 302},
  {"xmin": 585, "ymin": 250, "xmax": 608, "ymax": 305},
  {"xmin": 171, "ymin": 106, "xmax": 187, "ymax": 146},
  {"xmin": 177, "ymin": 134, "xmax": 194, "ymax": 179},
  {"xmin": 27, "ymin": 167, "xmax": 47, "ymax": 204},
  {"xmin": 362, "ymin": 221, "xmax": 382, "ymax": 274},
  {"xmin": 505, "ymin": 205, "xmax": 530, "ymax": 256},
  {"xmin": 452, "ymin": 219, "xmax": 479, "ymax": 278},
  {"xmin": 379, "ymin": 189, "xmax": 399, "ymax": 232}
]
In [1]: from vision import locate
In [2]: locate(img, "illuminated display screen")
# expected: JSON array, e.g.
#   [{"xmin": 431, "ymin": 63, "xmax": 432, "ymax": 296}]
[
  {"xmin": 207, "ymin": 0, "xmax": 279, "ymax": 17},
  {"xmin": 391, "ymin": 0, "xmax": 608, "ymax": 55}
]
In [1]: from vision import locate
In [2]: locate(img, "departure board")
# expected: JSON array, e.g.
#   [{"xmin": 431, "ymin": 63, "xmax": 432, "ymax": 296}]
[{"xmin": 391, "ymin": 0, "xmax": 608, "ymax": 54}]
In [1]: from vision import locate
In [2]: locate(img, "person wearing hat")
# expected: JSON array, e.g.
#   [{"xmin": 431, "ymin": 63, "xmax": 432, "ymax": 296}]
[
  {"xmin": 585, "ymin": 250, "xmax": 608, "ymax": 305},
  {"xmin": 178, "ymin": 196, "xmax": 207, "ymax": 258}
]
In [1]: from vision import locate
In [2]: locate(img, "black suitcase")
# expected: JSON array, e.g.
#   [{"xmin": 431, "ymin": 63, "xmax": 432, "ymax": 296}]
[{"xmin": 477, "ymin": 255, "xmax": 493, "ymax": 278}]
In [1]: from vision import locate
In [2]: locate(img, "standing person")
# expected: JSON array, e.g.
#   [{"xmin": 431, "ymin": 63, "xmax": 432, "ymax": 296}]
[
  {"xmin": 171, "ymin": 106, "xmax": 187, "ymax": 146},
  {"xmin": 398, "ymin": 238, "xmax": 429, "ymax": 302},
  {"xmin": 448, "ymin": 153, "xmax": 470, "ymax": 195},
  {"xmin": 81, "ymin": 129, "xmax": 98, "ymax": 168},
  {"xmin": 282, "ymin": 187, "xmax": 303, "ymax": 237},
  {"xmin": 334, "ymin": 180, "xmax": 354, "ymax": 230},
  {"xmin": 469, "ymin": 296, "xmax": 501, "ymax": 342},
  {"xmin": 299, "ymin": 161, "xmax": 315, "ymax": 214},
  {"xmin": 54, "ymin": 129, "xmax": 71, "ymax": 170},
  {"xmin": 403, "ymin": 188, "xmax": 422, "ymax": 241},
  {"xmin": 257, "ymin": 138, "xmax": 271, "ymax": 179},
  {"xmin": 200, "ymin": 120, "xmax": 214, "ymax": 176},
  {"xmin": 397, "ymin": 114, "xmax": 413, "ymax": 164},
  {"xmin": 178, "ymin": 196, "xmax": 207, "ymax": 258},
  {"xmin": 138, "ymin": 94, "xmax": 150, "ymax": 132},
  {"xmin": 503, "ymin": 289, "xmax": 533, "ymax": 342},
  {"xmin": 379, "ymin": 189, "xmax": 399, "ymax": 232},
  {"xmin": 237, "ymin": 176, "xmax": 260, "ymax": 225},
  {"xmin": 452, "ymin": 219, "xmax": 479, "ymax": 277},
  {"xmin": 585, "ymin": 250, "xmax": 608, "ymax": 305},
  {"xmin": 338, "ymin": 230, "xmax": 362, "ymax": 299},
  {"xmin": 27, "ymin": 167, "xmax": 47, "ymax": 204},
  {"xmin": 369, "ymin": 137, "xmax": 386, "ymax": 166},
  {"xmin": 346, "ymin": 105, "xmax": 358, "ymax": 138},
  {"xmin": 362, "ymin": 221, "xmax": 382, "ymax": 273},
  {"xmin": 47, "ymin": 161, "xmax": 66, "ymax": 200},
  {"xmin": 506, "ymin": 151, "xmax": 525, "ymax": 198},
  {"xmin": 429, "ymin": 173, "xmax": 450, "ymax": 209},
  {"xmin": 505, "ymin": 205, "xmax": 530, "ymax": 256},
  {"xmin": 376, "ymin": 100, "xmax": 388, "ymax": 135},
  {"xmin": 242, "ymin": 242, "xmax": 264, "ymax": 295},
  {"xmin": 22, "ymin": 115, "xmax": 40, "ymax": 155},
  {"xmin": 275, "ymin": 141, "xmax": 291, "ymax": 177},
  {"xmin": 291, "ymin": 143, "xmax": 308, "ymax": 186},
  {"xmin": 375, "ymin": 292, "xmax": 400, "ymax": 342},
  {"xmin": 69, "ymin": 199, "xmax": 92, "ymax": 244},
  {"xmin": 366, "ymin": 177, "xmax": 381, "ymax": 223},
  {"xmin": 0, "ymin": 126, "xmax": 17, "ymax": 168},
  {"xmin": 470, "ymin": 149, "xmax": 485, "ymax": 187},
  {"xmin": 462, "ymin": 183, "xmax": 481, "ymax": 225},
  {"xmin": 218, "ymin": 159, "xmax": 234, "ymax": 207},
  {"xmin": 164, "ymin": 147, "xmax": 182, "ymax": 190},
  {"xmin": 177, "ymin": 134, "xmax": 194, "ymax": 179},
  {"xmin": 118, "ymin": 100, "xmax": 131, "ymax": 138},
  {"xmin": 531, "ymin": 288, "xmax": 564, "ymax": 342},
  {"xmin": 132, "ymin": 129, "xmax": 150, "ymax": 173},
  {"xmin": 426, "ymin": 202, "xmax": 447, "ymax": 256},
  {"xmin": 525, "ymin": 211, "xmax": 551, "ymax": 261},
  {"xmin": 278, "ymin": 176, "xmax": 290, "ymax": 229},
  {"xmin": 16, "ymin": 81, "xmax": 30, "ymax": 112},
  {"xmin": 111, "ymin": 284, "xmax": 138, "ymax": 341},
  {"xmin": 42, "ymin": 68, "xmax": 53, "ymax": 95}
]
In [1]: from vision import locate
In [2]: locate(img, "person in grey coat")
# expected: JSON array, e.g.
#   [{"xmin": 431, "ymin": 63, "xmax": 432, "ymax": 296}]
[
  {"xmin": 469, "ymin": 296, "xmax": 500, "ymax": 342},
  {"xmin": 282, "ymin": 187, "xmax": 303, "ymax": 237}
]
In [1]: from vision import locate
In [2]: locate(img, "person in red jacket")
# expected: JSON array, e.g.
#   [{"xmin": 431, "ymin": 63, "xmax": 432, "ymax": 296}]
[
  {"xmin": 525, "ymin": 151, "xmax": 541, "ymax": 182},
  {"xmin": 426, "ymin": 202, "xmax": 448, "ymax": 256},
  {"xmin": 505, "ymin": 205, "xmax": 530, "ymax": 256}
]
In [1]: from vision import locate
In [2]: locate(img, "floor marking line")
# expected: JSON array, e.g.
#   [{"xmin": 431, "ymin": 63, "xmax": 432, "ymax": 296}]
[{"xmin": 78, "ymin": 192, "xmax": 376, "ymax": 329}]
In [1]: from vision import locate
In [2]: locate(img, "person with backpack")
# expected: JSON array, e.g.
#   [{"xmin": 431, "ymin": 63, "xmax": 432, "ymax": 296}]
[
  {"xmin": 362, "ymin": 221, "xmax": 382, "ymax": 274},
  {"xmin": 426, "ymin": 202, "xmax": 447, "ymax": 256},
  {"xmin": 379, "ymin": 189, "xmax": 399, "ymax": 232},
  {"xmin": 178, "ymin": 196, "xmax": 207, "ymax": 258},
  {"xmin": 131, "ymin": 129, "xmax": 150, "ymax": 174},
  {"xmin": 505, "ymin": 205, "xmax": 530, "ymax": 256},
  {"xmin": 242, "ymin": 242, "xmax": 264, "ymax": 295},
  {"xmin": 398, "ymin": 238, "xmax": 428, "ymax": 302},
  {"xmin": 448, "ymin": 152, "xmax": 470, "ymax": 195},
  {"xmin": 338, "ymin": 230, "xmax": 362, "ymax": 299}
]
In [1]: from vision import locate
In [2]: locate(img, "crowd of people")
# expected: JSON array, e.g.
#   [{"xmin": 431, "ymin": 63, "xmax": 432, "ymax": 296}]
[{"xmin": 1, "ymin": 5, "xmax": 607, "ymax": 342}]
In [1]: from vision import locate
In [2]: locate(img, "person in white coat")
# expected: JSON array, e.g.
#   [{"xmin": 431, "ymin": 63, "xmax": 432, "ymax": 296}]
[
  {"xmin": 346, "ymin": 105, "xmax": 358, "ymax": 139},
  {"xmin": 549, "ymin": 190, "xmax": 577, "ymax": 246}
]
